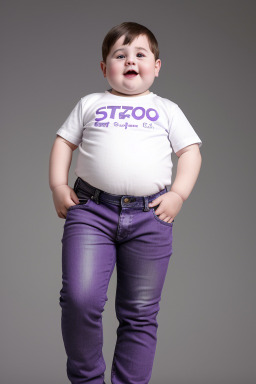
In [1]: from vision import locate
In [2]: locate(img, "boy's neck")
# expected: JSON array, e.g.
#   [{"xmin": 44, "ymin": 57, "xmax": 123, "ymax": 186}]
[{"xmin": 109, "ymin": 89, "xmax": 151, "ymax": 97}]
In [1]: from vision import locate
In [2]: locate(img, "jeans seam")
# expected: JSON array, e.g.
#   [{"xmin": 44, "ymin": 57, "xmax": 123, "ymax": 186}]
[{"xmin": 96, "ymin": 255, "xmax": 116, "ymax": 362}]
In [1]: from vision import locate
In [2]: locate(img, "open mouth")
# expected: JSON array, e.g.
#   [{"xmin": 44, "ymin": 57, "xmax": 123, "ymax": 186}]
[{"xmin": 124, "ymin": 70, "xmax": 138, "ymax": 77}]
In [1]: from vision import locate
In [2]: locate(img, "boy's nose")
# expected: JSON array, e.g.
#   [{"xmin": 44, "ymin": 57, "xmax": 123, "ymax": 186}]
[{"xmin": 125, "ymin": 57, "xmax": 135, "ymax": 65}]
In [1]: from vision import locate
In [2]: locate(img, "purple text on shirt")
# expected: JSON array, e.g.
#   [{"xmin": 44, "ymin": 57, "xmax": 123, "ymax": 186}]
[{"xmin": 95, "ymin": 106, "xmax": 159, "ymax": 122}]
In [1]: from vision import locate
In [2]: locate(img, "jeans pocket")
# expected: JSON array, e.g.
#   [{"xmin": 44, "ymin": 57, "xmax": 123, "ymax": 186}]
[
  {"xmin": 67, "ymin": 198, "xmax": 91, "ymax": 212},
  {"xmin": 68, "ymin": 178, "xmax": 92, "ymax": 212},
  {"xmin": 151, "ymin": 204, "xmax": 174, "ymax": 226}
]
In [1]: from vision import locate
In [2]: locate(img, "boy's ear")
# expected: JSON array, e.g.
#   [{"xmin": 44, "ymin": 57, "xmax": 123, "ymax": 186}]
[
  {"xmin": 100, "ymin": 61, "xmax": 107, "ymax": 77},
  {"xmin": 155, "ymin": 59, "xmax": 161, "ymax": 77}
]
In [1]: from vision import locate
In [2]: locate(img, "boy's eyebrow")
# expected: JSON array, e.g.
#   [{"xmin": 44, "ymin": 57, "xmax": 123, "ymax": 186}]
[{"xmin": 112, "ymin": 47, "xmax": 148, "ymax": 56}]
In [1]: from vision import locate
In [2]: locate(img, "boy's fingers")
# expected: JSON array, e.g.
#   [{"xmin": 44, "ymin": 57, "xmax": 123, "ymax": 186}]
[
  {"xmin": 65, "ymin": 201, "xmax": 78, "ymax": 211},
  {"xmin": 58, "ymin": 211, "xmax": 66, "ymax": 219},
  {"xmin": 148, "ymin": 197, "xmax": 162, "ymax": 207},
  {"xmin": 70, "ymin": 190, "xmax": 80, "ymax": 204}
]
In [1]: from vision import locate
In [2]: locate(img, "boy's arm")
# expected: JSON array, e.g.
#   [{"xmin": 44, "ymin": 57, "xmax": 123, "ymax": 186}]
[
  {"xmin": 49, "ymin": 135, "xmax": 79, "ymax": 218},
  {"xmin": 148, "ymin": 144, "xmax": 202, "ymax": 223},
  {"xmin": 49, "ymin": 135, "xmax": 78, "ymax": 190},
  {"xmin": 170, "ymin": 143, "xmax": 202, "ymax": 201}
]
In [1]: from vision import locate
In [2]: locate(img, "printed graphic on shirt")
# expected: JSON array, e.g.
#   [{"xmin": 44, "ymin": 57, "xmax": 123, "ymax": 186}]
[{"xmin": 94, "ymin": 105, "xmax": 159, "ymax": 130}]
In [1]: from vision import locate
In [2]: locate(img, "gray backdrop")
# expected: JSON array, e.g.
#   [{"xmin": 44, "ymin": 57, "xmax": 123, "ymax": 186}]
[{"xmin": 1, "ymin": 1, "xmax": 255, "ymax": 383}]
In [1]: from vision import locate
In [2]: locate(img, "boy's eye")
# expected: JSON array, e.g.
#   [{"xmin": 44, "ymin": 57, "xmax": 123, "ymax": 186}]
[{"xmin": 116, "ymin": 53, "xmax": 145, "ymax": 59}]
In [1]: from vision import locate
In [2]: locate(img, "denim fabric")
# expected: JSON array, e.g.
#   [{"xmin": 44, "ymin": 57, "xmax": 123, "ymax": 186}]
[{"xmin": 59, "ymin": 177, "xmax": 174, "ymax": 384}]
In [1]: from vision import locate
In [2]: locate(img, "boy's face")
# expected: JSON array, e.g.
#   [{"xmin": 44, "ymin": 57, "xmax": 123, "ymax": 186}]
[{"xmin": 100, "ymin": 34, "xmax": 161, "ymax": 97}]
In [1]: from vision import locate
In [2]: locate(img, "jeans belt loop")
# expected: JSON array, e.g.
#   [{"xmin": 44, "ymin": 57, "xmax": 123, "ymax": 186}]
[
  {"xmin": 143, "ymin": 196, "xmax": 150, "ymax": 212},
  {"xmin": 92, "ymin": 188, "xmax": 101, "ymax": 204}
]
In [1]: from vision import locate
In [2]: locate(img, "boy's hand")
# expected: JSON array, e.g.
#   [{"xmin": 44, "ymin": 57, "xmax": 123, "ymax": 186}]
[
  {"xmin": 52, "ymin": 185, "xmax": 80, "ymax": 219},
  {"xmin": 148, "ymin": 191, "xmax": 184, "ymax": 223}
]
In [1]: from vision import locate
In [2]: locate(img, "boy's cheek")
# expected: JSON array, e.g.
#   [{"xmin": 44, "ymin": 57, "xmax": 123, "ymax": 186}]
[
  {"xmin": 145, "ymin": 63, "xmax": 158, "ymax": 75},
  {"xmin": 108, "ymin": 65, "xmax": 120, "ymax": 77}
]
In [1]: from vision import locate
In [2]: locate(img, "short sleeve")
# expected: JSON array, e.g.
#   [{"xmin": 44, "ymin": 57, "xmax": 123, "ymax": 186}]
[
  {"xmin": 168, "ymin": 104, "xmax": 202, "ymax": 153},
  {"xmin": 56, "ymin": 99, "xmax": 84, "ymax": 146}
]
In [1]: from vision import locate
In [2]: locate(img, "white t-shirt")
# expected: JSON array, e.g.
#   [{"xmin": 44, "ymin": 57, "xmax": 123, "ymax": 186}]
[{"xmin": 56, "ymin": 91, "xmax": 202, "ymax": 196}]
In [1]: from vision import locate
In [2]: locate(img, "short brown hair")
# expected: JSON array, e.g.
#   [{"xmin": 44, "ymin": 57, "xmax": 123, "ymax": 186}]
[{"xmin": 102, "ymin": 22, "xmax": 159, "ymax": 62}]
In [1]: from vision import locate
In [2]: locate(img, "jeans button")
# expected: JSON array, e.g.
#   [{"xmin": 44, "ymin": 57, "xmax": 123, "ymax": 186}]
[{"xmin": 124, "ymin": 198, "xmax": 130, "ymax": 203}]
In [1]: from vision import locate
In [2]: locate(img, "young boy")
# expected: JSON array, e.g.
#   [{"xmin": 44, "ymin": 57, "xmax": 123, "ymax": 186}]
[{"xmin": 49, "ymin": 22, "xmax": 202, "ymax": 384}]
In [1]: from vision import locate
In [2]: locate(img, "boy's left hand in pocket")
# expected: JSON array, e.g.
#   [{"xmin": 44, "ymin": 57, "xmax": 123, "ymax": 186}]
[{"xmin": 148, "ymin": 191, "xmax": 184, "ymax": 224}]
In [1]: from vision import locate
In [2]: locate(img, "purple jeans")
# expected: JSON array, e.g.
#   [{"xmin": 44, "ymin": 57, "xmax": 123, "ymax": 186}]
[{"xmin": 59, "ymin": 177, "xmax": 174, "ymax": 384}]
